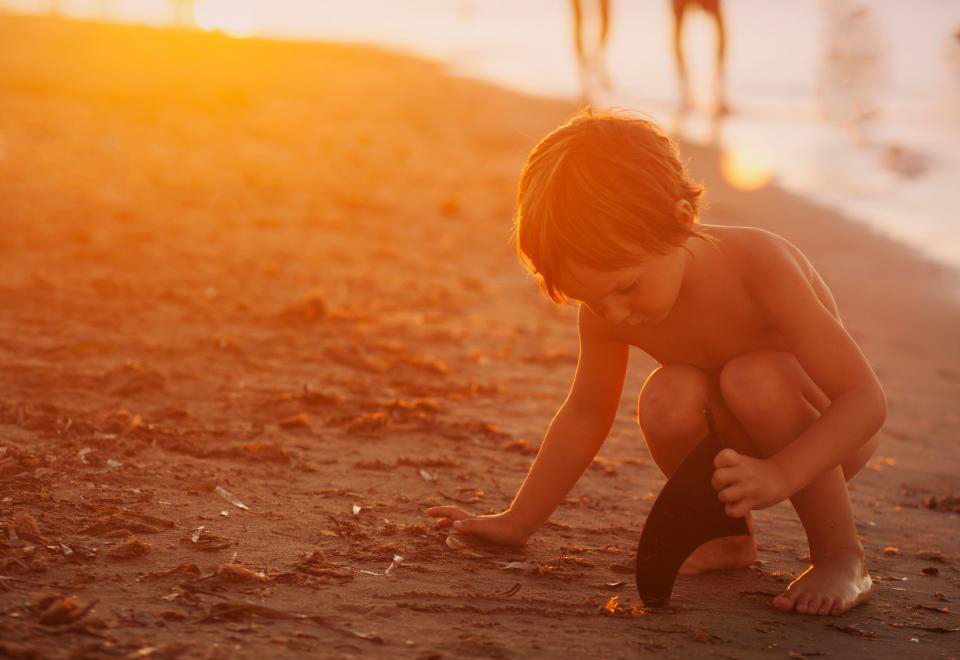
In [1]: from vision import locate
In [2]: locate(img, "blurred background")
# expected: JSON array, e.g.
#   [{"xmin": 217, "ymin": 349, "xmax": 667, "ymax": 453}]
[{"xmin": 4, "ymin": 0, "xmax": 960, "ymax": 272}]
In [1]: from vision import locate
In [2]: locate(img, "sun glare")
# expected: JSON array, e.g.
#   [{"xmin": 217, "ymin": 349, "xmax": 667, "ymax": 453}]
[
  {"xmin": 193, "ymin": 0, "xmax": 260, "ymax": 37},
  {"xmin": 720, "ymin": 147, "xmax": 773, "ymax": 191}
]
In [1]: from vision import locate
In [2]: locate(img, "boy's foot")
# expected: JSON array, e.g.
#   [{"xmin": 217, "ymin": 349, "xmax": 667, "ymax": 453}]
[
  {"xmin": 772, "ymin": 553, "xmax": 873, "ymax": 615},
  {"xmin": 678, "ymin": 534, "xmax": 757, "ymax": 574}
]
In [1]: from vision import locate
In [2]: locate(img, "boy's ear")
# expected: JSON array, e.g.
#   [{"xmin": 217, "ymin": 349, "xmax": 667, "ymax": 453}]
[{"xmin": 674, "ymin": 199, "xmax": 694, "ymax": 225}]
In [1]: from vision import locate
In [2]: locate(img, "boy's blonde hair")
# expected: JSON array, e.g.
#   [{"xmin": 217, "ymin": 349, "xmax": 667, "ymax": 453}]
[{"xmin": 514, "ymin": 109, "xmax": 706, "ymax": 302}]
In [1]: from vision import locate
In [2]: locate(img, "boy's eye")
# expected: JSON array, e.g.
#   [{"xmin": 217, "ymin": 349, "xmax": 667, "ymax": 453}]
[{"xmin": 616, "ymin": 281, "xmax": 639, "ymax": 293}]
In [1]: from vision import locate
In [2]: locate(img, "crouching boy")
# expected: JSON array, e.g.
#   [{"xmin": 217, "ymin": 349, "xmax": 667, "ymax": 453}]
[{"xmin": 428, "ymin": 110, "xmax": 885, "ymax": 615}]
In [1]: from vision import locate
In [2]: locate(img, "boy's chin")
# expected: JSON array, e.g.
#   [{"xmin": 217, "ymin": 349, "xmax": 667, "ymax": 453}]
[{"xmin": 626, "ymin": 310, "xmax": 666, "ymax": 326}]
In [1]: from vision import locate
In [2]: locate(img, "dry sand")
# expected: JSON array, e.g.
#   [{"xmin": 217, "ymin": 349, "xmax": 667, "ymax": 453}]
[{"xmin": 0, "ymin": 12, "xmax": 958, "ymax": 659}]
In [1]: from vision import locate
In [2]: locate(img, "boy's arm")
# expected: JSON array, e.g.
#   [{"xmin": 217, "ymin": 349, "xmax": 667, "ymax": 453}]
[
  {"xmin": 428, "ymin": 306, "xmax": 628, "ymax": 543},
  {"xmin": 716, "ymin": 235, "xmax": 887, "ymax": 515},
  {"xmin": 501, "ymin": 306, "xmax": 629, "ymax": 537}
]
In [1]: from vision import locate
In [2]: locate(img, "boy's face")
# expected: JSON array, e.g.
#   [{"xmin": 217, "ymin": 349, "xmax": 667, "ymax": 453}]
[{"xmin": 556, "ymin": 246, "xmax": 690, "ymax": 326}]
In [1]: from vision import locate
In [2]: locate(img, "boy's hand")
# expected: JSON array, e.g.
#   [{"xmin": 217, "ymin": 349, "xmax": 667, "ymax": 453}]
[
  {"xmin": 711, "ymin": 449, "xmax": 791, "ymax": 518},
  {"xmin": 425, "ymin": 506, "xmax": 529, "ymax": 546}
]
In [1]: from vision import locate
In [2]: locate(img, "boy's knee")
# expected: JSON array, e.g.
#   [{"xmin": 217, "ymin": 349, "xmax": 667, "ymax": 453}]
[
  {"xmin": 719, "ymin": 350, "xmax": 799, "ymax": 416},
  {"xmin": 638, "ymin": 364, "xmax": 710, "ymax": 441}
]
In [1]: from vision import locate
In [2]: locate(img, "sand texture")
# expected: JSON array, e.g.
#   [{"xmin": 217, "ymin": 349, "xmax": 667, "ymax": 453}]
[{"xmin": 1, "ymin": 13, "xmax": 959, "ymax": 659}]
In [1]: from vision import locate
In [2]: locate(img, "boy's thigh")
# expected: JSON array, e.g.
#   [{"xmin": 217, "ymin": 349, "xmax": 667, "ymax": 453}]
[
  {"xmin": 637, "ymin": 364, "xmax": 706, "ymax": 476},
  {"xmin": 638, "ymin": 363, "xmax": 752, "ymax": 475},
  {"xmin": 637, "ymin": 364, "xmax": 710, "ymax": 431},
  {"xmin": 719, "ymin": 349, "xmax": 878, "ymax": 480},
  {"xmin": 720, "ymin": 349, "xmax": 829, "ymax": 415}
]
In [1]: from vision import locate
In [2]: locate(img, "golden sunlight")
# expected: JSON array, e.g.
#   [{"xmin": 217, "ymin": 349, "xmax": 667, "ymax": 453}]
[
  {"xmin": 720, "ymin": 146, "xmax": 773, "ymax": 191},
  {"xmin": 193, "ymin": 0, "xmax": 260, "ymax": 37}
]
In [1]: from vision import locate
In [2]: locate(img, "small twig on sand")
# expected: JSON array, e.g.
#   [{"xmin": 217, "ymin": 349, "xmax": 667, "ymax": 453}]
[{"xmin": 504, "ymin": 583, "xmax": 522, "ymax": 597}]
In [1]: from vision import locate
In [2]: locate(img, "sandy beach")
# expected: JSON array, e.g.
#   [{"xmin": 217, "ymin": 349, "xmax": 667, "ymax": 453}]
[{"xmin": 0, "ymin": 13, "xmax": 958, "ymax": 659}]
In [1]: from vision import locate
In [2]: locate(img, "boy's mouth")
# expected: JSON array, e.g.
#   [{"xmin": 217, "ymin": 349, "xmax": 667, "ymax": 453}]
[{"xmin": 628, "ymin": 309, "xmax": 670, "ymax": 326}]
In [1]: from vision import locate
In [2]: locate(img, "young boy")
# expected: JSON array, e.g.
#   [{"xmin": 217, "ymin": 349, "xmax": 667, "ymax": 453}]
[{"xmin": 427, "ymin": 110, "xmax": 886, "ymax": 616}]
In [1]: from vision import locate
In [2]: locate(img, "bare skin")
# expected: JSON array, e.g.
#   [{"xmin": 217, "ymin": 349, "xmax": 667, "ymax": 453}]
[{"xmin": 428, "ymin": 215, "xmax": 886, "ymax": 616}]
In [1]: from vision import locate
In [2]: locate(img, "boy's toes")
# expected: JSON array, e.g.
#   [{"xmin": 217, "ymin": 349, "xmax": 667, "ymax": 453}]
[
  {"xmin": 805, "ymin": 596, "xmax": 823, "ymax": 615},
  {"xmin": 817, "ymin": 598, "xmax": 834, "ymax": 616},
  {"xmin": 773, "ymin": 593, "xmax": 795, "ymax": 611}
]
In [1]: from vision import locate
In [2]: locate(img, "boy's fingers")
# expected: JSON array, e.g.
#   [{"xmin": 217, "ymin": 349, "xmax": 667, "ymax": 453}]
[
  {"xmin": 425, "ymin": 505, "xmax": 457, "ymax": 516},
  {"xmin": 713, "ymin": 448, "xmax": 741, "ymax": 468},
  {"xmin": 425, "ymin": 505, "xmax": 471, "ymax": 520},
  {"xmin": 725, "ymin": 494, "xmax": 754, "ymax": 517},
  {"xmin": 717, "ymin": 485, "xmax": 745, "ymax": 504},
  {"xmin": 710, "ymin": 467, "xmax": 738, "ymax": 491},
  {"xmin": 724, "ymin": 501, "xmax": 749, "ymax": 518}
]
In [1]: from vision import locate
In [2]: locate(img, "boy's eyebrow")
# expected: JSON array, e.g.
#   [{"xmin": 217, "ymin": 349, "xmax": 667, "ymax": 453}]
[{"xmin": 605, "ymin": 279, "xmax": 627, "ymax": 295}]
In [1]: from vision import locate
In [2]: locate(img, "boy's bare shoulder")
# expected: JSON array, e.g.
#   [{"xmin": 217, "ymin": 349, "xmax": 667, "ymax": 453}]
[
  {"xmin": 708, "ymin": 225, "xmax": 837, "ymax": 316},
  {"xmin": 709, "ymin": 225, "xmax": 805, "ymax": 269},
  {"xmin": 705, "ymin": 225, "xmax": 810, "ymax": 284}
]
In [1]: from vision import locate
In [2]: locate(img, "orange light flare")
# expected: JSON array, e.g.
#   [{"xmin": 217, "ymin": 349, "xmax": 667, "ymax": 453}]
[
  {"xmin": 720, "ymin": 145, "xmax": 774, "ymax": 192},
  {"xmin": 193, "ymin": 0, "xmax": 261, "ymax": 37}
]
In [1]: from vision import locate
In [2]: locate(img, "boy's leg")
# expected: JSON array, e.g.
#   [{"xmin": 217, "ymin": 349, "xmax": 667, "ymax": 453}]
[
  {"xmin": 637, "ymin": 364, "xmax": 758, "ymax": 574},
  {"xmin": 720, "ymin": 349, "xmax": 878, "ymax": 615}
]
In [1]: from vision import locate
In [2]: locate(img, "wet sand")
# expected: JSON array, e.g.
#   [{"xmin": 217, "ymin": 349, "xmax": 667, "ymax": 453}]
[{"xmin": 0, "ymin": 13, "xmax": 958, "ymax": 659}]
